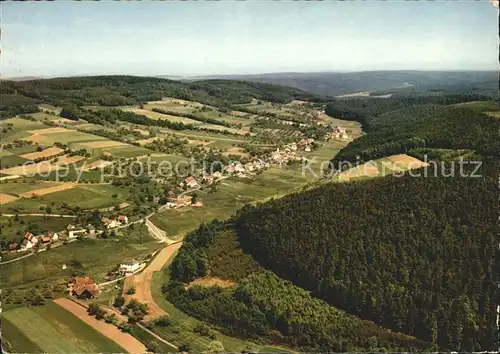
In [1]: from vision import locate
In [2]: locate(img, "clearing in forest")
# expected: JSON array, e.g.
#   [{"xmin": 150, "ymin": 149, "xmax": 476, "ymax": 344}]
[
  {"xmin": 385, "ymin": 154, "xmax": 429, "ymax": 171},
  {"xmin": 186, "ymin": 276, "xmax": 236, "ymax": 289}
]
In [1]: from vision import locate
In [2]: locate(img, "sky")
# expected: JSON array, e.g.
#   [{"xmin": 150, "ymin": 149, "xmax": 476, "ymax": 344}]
[{"xmin": 2, "ymin": 1, "xmax": 498, "ymax": 78}]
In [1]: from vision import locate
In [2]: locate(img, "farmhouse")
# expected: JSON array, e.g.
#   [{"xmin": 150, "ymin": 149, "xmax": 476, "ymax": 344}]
[
  {"xmin": 47, "ymin": 231, "xmax": 59, "ymax": 242},
  {"xmin": 184, "ymin": 176, "xmax": 199, "ymax": 188},
  {"xmin": 118, "ymin": 260, "xmax": 141, "ymax": 275},
  {"xmin": 39, "ymin": 235, "xmax": 52, "ymax": 244},
  {"xmin": 21, "ymin": 232, "xmax": 38, "ymax": 250},
  {"xmin": 117, "ymin": 215, "xmax": 129, "ymax": 225},
  {"xmin": 202, "ymin": 175, "xmax": 214, "ymax": 185},
  {"xmin": 101, "ymin": 217, "xmax": 118, "ymax": 229},
  {"xmin": 68, "ymin": 228, "xmax": 87, "ymax": 239},
  {"xmin": 167, "ymin": 195, "xmax": 193, "ymax": 208},
  {"xmin": 67, "ymin": 276, "xmax": 100, "ymax": 299},
  {"xmin": 9, "ymin": 243, "xmax": 18, "ymax": 251}
]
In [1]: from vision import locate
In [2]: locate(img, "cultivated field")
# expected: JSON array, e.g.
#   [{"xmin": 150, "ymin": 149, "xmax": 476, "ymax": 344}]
[
  {"xmin": 0, "ymin": 193, "xmax": 19, "ymax": 204},
  {"xmin": 54, "ymin": 298, "xmax": 146, "ymax": 353},
  {"xmin": 18, "ymin": 183, "xmax": 76, "ymax": 198},
  {"xmin": 20, "ymin": 147, "xmax": 64, "ymax": 160},
  {"xmin": 78, "ymin": 140, "xmax": 127, "ymax": 149},
  {"xmin": 2, "ymin": 301, "xmax": 127, "ymax": 353},
  {"xmin": 27, "ymin": 127, "xmax": 74, "ymax": 135}
]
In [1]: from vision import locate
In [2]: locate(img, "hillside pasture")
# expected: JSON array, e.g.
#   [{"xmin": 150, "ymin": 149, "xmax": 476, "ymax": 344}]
[
  {"xmin": 0, "ymin": 118, "xmax": 49, "ymax": 143},
  {"xmin": 2, "ymin": 301, "xmax": 126, "ymax": 353}
]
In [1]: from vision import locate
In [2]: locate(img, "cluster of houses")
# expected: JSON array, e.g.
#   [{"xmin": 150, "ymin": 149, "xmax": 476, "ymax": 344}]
[
  {"xmin": 222, "ymin": 158, "xmax": 269, "ymax": 178},
  {"xmin": 8, "ymin": 224, "xmax": 103, "ymax": 253},
  {"xmin": 326, "ymin": 126, "xmax": 350, "ymax": 141},
  {"xmin": 12, "ymin": 231, "xmax": 60, "ymax": 251},
  {"xmin": 165, "ymin": 194, "xmax": 202, "ymax": 209},
  {"xmin": 101, "ymin": 215, "xmax": 129, "ymax": 229},
  {"xmin": 270, "ymin": 138, "xmax": 315, "ymax": 164}
]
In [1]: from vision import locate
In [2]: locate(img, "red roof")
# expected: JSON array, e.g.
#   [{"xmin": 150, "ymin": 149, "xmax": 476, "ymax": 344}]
[
  {"xmin": 24, "ymin": 232, "xmax": 34, "ymax": 240},
  {"xmin": 117, "ymin": 215, "xmax": 127, "ymax": 221},
  {"xmin": 70, "ymin": 276, "xmax": 99, "ymax": 296}
]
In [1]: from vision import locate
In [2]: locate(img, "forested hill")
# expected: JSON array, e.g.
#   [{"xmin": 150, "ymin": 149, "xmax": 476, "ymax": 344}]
[
  {"xmin": 326, "ymin": 98, "xmax": 499, "ymax": 165},
  {"xmin": 0, "ymin": 75, "xmax": 321, "ymax": 119},
  {"xmin": 235, "ymin": 161, "xmax": 498, "ymax": 351}
]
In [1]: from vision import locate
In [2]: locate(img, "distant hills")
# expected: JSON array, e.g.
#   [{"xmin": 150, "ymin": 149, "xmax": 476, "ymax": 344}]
[{"xmin": 157, "ymin": 70, "xmax": 498, "ymax": 97}]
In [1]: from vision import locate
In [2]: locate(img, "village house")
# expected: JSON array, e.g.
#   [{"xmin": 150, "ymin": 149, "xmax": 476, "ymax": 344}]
[
  {"xmin": 66, "ymin": 224, "xmax": 76, "ymax": 231},
  {"xmin": 167, "ymin": 195, "xmax": 193, "ymax": 208},
  {"xmin": 234, "ymin": 163, "xmax": 245, "ymax": 173},
  {"xmin": 67, "ymin": 276, "xmax": 100, "ymax": 299},
  {"xmin": 47, "ymin": 231, "xmax": 59, "ymax": 242},
  {"xmin": 9, "ymin": 243, "xmax": 18, "ymax": 251},
  {"xmin": 68, "ymin": 228, "xmax": 87, "ymax": 239},
  {"xmin": 39, "ymin": 235, "xmax": 52, "ymax": 245},
  {"xmin": 202, "ymin": 175, "xmax": 214, "ymax": 185},
  {"xmin": 212, "ymin": 171, "xmax": 222, "ymax": 179},
  {"xmin": 184, "ymin": 176, "xmax": 200, "ymax": 189},
  {"xmin": 118, "ymin": 260, "xmax": 141, "ymax": 275},
  {"xmin": 223, "ymin": 164, "xmax": 236, "ymax": 174},
  {"xmin": 117, "ymin": 215, "xmax": 129, "ymax": 225},
  {"xmin": 21, "ymin": 232, "xmax": 38, "ymax": 251},
  {"xmin": 101, "ymin": 217, "xmax": 118, "ymax": 229}
]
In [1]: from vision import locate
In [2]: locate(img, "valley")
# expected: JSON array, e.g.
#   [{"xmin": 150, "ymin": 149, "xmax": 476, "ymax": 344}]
[{"xmin": 1, "ymin": 75, "xmax": 498, "ymax": 353}]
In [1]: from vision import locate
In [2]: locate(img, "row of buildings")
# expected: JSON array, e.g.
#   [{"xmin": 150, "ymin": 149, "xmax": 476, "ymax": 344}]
[
  {"xmin": 9, "ymin": 224, "xmax": 103, "ymax": 252},
  {"xmin": 101, "ymin": 215, "xmax": 129, "ymax": 229}
]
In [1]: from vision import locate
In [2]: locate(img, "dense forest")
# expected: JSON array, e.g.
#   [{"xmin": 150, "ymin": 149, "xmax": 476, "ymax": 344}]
[
  {"xmin": 0, "ymin": 76, "xmax": 321, "ymax": 120},
  {"xmin": 234, "ymin": 161, "xmax": 498, "ymax": 352},
  {"xmin": 166, "ymin": 223, "xmax": 434, "ymax": 352},
  {"xmin": 327, "ymin": 102, "xmax": 499, "ymax": 166}
]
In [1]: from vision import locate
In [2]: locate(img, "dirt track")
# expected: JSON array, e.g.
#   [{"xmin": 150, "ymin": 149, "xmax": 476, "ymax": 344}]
[
  {"xmin": 53, "ymin": 298, "xmax": 146, "ymax": 354},
  {"xmin": 123, "ymin": 242, "xmax": 183, "ymax": 321}
]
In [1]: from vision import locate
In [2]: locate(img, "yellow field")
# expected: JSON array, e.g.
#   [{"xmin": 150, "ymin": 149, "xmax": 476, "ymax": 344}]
[
  {"xmin": 19, "ymin": 183, "xmax": 76, "ymax": 198},
  {"xmin": 78, "ymin": 140, "xmax": 126, "ymax": 149},
  {"xmin": 27, "ymin": 127, "xmax": 75, "ymax": 135},
  {"xmin": 20, "ymin": 147, "xmax": 63, "ymax": 160},
  {"xmin": 385, "ymin": 154, "xmax": 429, "ymax": 171},
  {"xmin": 0, "ymin": 193, "xmax": 19, "ymax": 204},
  {"xmin": 337, "ymin": 161, "xmax": 380, "ymax": 181}
]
